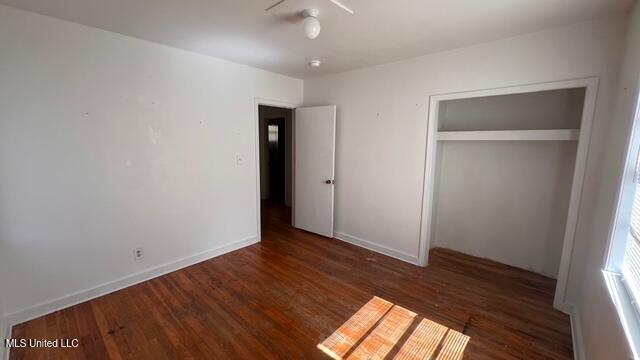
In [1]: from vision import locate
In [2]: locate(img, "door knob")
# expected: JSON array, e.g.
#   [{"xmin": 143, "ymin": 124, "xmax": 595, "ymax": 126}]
[{"xmin": 325, "ymin": 179, "xmax": 335, "ymax": 184}]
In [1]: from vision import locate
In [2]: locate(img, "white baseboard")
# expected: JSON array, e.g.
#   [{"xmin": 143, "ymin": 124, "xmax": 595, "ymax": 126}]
[
  {"xmin": 5, "ymin": 236, "xmax": 259, "ymax": 328},
  {"xmin": 333, "ymin": 231, "xmax": 420, "ymax": 265},
  {"xmin": 563, "ymin": 302, "xmax": 585, "ymax": 360}
]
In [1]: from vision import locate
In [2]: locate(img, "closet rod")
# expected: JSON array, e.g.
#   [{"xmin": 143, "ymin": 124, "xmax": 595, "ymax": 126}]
[{"xmin": 437, "ymin": 129, "xmax": 579, "ymax": 142}]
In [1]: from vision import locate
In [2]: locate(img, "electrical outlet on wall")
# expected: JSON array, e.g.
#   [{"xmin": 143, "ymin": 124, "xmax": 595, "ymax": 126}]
[{"xmin": 134, "ymin": 247, "xmax": 144, "ymax": 261}]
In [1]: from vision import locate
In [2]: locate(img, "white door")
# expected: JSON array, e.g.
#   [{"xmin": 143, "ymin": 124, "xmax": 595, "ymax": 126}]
[{"xmin": 294, "ymin": 105, "xmax": 336, "ymax": 238}]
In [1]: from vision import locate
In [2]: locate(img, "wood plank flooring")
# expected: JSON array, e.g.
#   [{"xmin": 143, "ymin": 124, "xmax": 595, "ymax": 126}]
[{"xmin": 10, "ymin": 201, "xmax": 573, "ymax": 359}]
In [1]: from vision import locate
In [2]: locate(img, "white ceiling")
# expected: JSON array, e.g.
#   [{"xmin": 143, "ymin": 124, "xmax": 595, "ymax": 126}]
[{"xmin": 1, "ymin": 0, "xmax": 633, "ymax": 78}]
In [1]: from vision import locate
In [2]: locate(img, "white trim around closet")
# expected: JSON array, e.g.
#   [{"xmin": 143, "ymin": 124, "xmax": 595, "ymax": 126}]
[{"xmin": 417, "ymin": 77, "xmax": 599, "ymax": 313}]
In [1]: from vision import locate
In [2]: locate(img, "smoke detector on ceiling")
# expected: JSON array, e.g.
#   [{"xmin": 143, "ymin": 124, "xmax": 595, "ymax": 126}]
[{"xmin": 309, "ymin": 60, "xmax": 322, "ymax": 67}]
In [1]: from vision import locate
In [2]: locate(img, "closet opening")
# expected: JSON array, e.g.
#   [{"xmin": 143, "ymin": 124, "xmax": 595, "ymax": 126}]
[{"xmin": 419, "ymin": 78, "xmax": 598, "ymax": 312}]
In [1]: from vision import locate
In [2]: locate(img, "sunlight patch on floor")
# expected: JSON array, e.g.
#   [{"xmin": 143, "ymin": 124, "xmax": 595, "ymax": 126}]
[{"xmin": 318, "ymin": 297, "xmax": 470, "ymax": 360}]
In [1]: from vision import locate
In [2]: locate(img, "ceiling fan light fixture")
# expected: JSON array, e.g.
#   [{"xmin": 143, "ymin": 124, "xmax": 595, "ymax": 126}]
[{"xmin": 302, "ymin": 9, "xmax": 321, "ymax": 39}]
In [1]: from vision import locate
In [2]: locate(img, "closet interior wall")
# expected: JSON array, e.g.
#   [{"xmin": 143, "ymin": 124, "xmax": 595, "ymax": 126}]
[{"xmin": 431, "ymin": 88, "xmax": 585, "ymax": 278}]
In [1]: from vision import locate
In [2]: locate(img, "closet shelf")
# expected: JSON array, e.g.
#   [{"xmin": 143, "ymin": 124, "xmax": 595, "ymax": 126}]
[{"xmin": 436, "ymin": 129, "xmax": 579, "ymax": 142}]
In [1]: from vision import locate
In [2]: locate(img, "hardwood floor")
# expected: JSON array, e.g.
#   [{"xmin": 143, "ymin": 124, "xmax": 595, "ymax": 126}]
[{"xmin": 10, "ymin": 201, "xmax": 573, "ymax": 359}]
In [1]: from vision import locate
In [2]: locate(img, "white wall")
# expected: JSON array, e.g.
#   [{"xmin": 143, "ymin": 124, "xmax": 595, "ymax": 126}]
[
  {"xmin": 434, "ymin": 141, "xmax": 576, "ymax": 277},
  {"xmin": 574, "ymin": 2, "xmax": 640, "ymax": 359},
  {"xmin": 438, "ymin": 89, "xmax": 584, "ymax": 131},
  {"xmin": 304, "ymin": 15, "xmax": 626, "ymax": 274},
  {"xmin": 0, "ymin": 4, "xmax": 302, "ymax": 322}
]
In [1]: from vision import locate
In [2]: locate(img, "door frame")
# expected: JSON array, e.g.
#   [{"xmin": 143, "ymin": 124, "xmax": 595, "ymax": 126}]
[
  {"xmin": 254, "ymin": 98, "xmax": 297, "ymax": 242},
  {"xmin": 417, "ymin": 77, "xmax": 599, "ymax": 312}
]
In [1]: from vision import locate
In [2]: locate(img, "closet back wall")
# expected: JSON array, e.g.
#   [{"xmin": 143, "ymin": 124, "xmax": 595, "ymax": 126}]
[
  {"xmin": 434, "ymin": 141, "xmax": 576, "ymax": 277},
  {"xmin": 0, "ymin": 5, "xmax": 303, "ymax": 321}
]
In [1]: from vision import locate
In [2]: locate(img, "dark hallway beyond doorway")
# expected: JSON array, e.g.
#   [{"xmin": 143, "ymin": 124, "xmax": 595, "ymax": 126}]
[
  {"xmin": 267, "ymin": 117, "xmax": 286, "ymax": 204},
  {"xmin": 259, "ymin": 105, "xmax": 293, "ymax": 208}
]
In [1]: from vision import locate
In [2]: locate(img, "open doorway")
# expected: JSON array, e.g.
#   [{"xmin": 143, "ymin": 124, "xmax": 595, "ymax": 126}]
[
  {"xmin": 256, "ymin": 102, "xmax": 336, "ymax": 239},
  {"xmin": 259, "ymin": 105, "xmax": 294, "ymax": 227}
]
